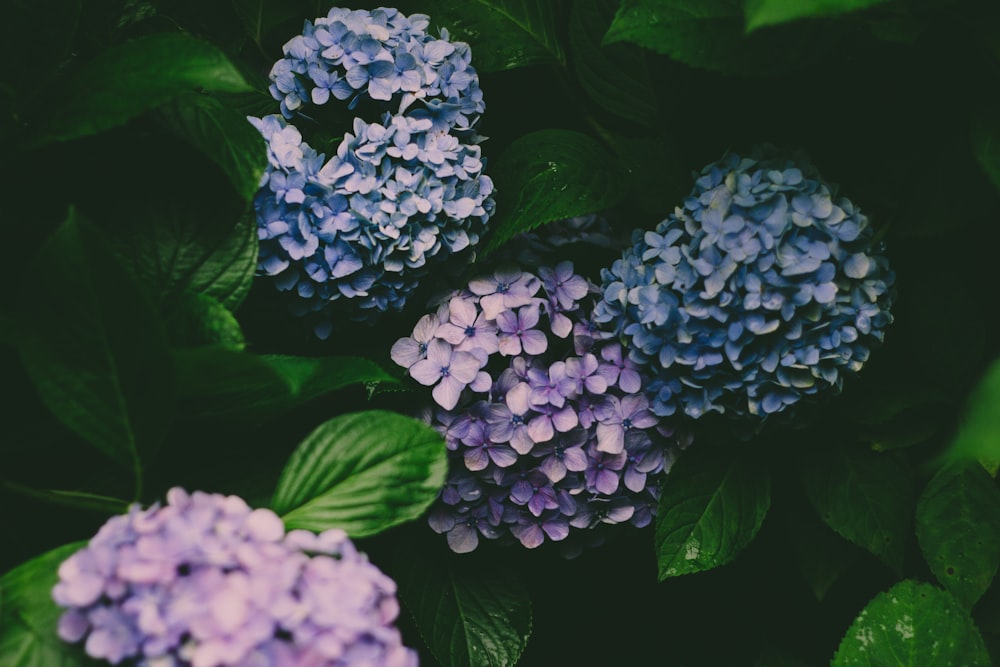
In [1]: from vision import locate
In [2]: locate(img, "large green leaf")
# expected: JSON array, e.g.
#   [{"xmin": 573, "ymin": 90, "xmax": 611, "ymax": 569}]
[
  {"xmin": 155, "ymin": 92, "xmax": 266, "ymax": 202},
  {"xmin": 173, "ymin": 348, "xmax": 396, "ymax": 420},
  {"xmin": 800, "ymin": 447, "xmax": 913, "ymax": 574},
  {"xmin": 484, "ymin": 129, "xmax": 625, "ymax": 252},
  {"xmin": 394, "ymin": 542, "xmax": 532, "ymax": 667},
  {"xmin": 420, "ymin": 0, "xmax": 565, "ymax": 72},
  {"xmin": 569, "ymin": 0, "xmax": 657, "ymax": 126},
  {"xmin": 231, "ymin": 0, "xmax": 306, "ymax": 47},
  {"xmin": 110, "ymin": 208, "xmax": 258, "ymax": 311},
  {"xmin": 272, "ymin": 411, "xmax": 448, "ymax": 537},
  {"xmin": 946, "ymin": 357, "xmax": 1000, "ymax": 466},
  {"xmin": 744, "ymin": 0, "xmax": 891, "ymax": 32},
  {"xmin": 655, "ymin": 448, "xmax": 771, "ymax": 580},
  {"xmin": 37, "ymin": 32, "xmax": 253, "ymax": 144},
  {"xmin": 16, "ymin": 210, "xmax": 173, "ymax": 479},
  {"xmin": 972, "ymin": 107, "xmax": 1000, "ymax": 196},
  {"xmin": 603, "ymin": 0, "xmax": 833, "ymax": 74},
  {"xmin": 788, "ymin": 511, "xmax": 862, "ymax": 602},
  {"xmin": 831, "ymin": 580, "xmax": 991, "ymax": 666},
  {"xmin": 916, "ymin": 462, "xmax": 1000, "ymax": 608},
  {"xmin": 0, "ymin": 542, "xmax": 96, "ymax": 667},
  {"xmin": 166, "ymin": 293, "xmax": 246, "ymax": 351}
]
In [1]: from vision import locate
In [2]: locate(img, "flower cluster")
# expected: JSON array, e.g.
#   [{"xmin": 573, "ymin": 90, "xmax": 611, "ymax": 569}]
[
  {"xmin": 52, "ymin": 488, "xmax": 417, "ymax": 667},
  {"xmin": 251, "ymin": 6, "xmax": 492, "ymax": 334},
  {"xmin": 594, "ymin": 149, "xmax": 895, "ymax": 421},
  {"xmin": 392, "ymin": 263, "xmax": 688, "ymax": 553}
]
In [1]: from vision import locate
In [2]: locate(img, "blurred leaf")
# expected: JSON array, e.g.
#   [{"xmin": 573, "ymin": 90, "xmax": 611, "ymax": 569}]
[
  {"xmin": 16, "ymin": 210, "xmax": 173, "ymax": 479},
  {"xmin": 231, "ymin": 0, "xmax": 304, "ymax": 46},
  {"xmin": 0, "ymin": 542, "xmax": 95, "ymax": 667},
  {"xmin": 173, "ymin": 347, "xmax": 396, "ymax": 420},
  {"xmin": 800, "ymin": 447, "xmax": 912, "ymax": 573},
  {"xmin": 788, "ymin": 511, "xmax": 862, "ymax": 602},
  {"xmin": 484, "ymin": 129, "xmax": 625, "ymax": 252},
  {"xmin": 0, "ymin": 480, "xmax": 130, "ymax": 516},
  {"xmin": 655, "ymin": 448, "xmax": 771, "ymax": 580},
  {"xmin": 603, "ymin": 0, "xmax": 834, "ymax": 74},
  {"xmin": 831, "ymin": 580, "xmax": 990, "ymax": 666},
  {"xmin": 36, "ymin": 31, "xmax": 252, "ymax": 144},
  {"xmin": 973, "ymin": 107, "xmax": 1000, "ymax": 195},
  {"xmin": 165, "ymin": 293, "xmax": 246, "ymax": 351},
  {"xmin": 155, "ymin": 92, "xmax": 266, "ymax": 202},
  {"xmin": 420, "ymin": 0, "xmax": 565, "ymax": 72},
  {"xmin": 569, "ymin": 0, "xmax": 657, "ymax": 126},
  {"xmin": 394, "ymin": 542, "xmax": 532, "ymax": 667},
  {"xmin": 947, "ymin": 357, "xmax": 1000, "ymax": 466},
  {"xmin": 744, "ymin": 0, "xmax": 890, "ymax": 32},
  {"xmin": 110, "ymin": 208, "xmax": 257, "ymax": 311},
  {"xmin": 272, "ymin": 411, "xmax": 448, "ymax": 537},
  {"xmin": 916, "ymin": 461, "xmax": 1000, "ymax": 608}
]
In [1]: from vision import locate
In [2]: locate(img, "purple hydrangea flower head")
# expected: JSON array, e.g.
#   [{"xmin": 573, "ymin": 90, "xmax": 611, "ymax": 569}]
[
  {"xmin": 393, "ymin": 261, "xmax": 690, "ymax": 554},
  {"xmin": 52, "ymin": 488, "xmax": 418, "ymax": 666},
  {"xmin": 594, "ymin": 148, "xmax": 895, "ymax": 422},
  {"xmin": 250, "ymin": 7, "xmax": 492, "ymax": 335}
]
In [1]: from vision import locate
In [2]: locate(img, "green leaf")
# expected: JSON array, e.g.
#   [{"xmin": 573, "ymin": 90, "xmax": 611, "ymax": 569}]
[
  {"xmin": 916, "ymin": 462, "xmax": 1000, "ymax": 608},
  {"xmin": 37, "ymin": 32, "xmax": 253, "ymax": 144},
  {"xmin": 800, "ymin": 447, "xmax": 913, "ymax": 573},
  {"xmin": 110, "ymin": 207, "xmax": 257, "ymax": 311},
  {"xmin": 272, "ymin": 411, "xmax": 448, "ymax": 537},
  {"xmin": 173, "ymin": 348, "xmax": 396, "ymax": 420},
  {"xmin": 155, "ymin": 92, "xmax": 266, "ymax": 202},
  {"xmin": 165, "ymin": 293, "xmax": 246, "ymax": 351},
  {"xmin": 394, "ymin": 542, "xmax": 532, "ymax": 667},
  {"xmin": 831, "ymin": 580, "xmax": 991, "ymax": 666},
  {"xmin": 788, "ymin": 511, "xmax": 862, "ymax": 602},
  {"xmin": 972, "ymin": 107, "xmax": 1000, "ymax": 196},
  {"xmin": 946, "ymin": 357, "xmax": 1000, "ymax": 466},
  {"xmin": 420, "ymin": 0, "xmax": 565, "ymax": 72},
  {"xmin": 484, "ymin": 129, "xmax": 625, "ymax": 252},
  {"xmin": 655, "ymin": 448, "xmax": 771, "ymax": 580},
  {"xmin": 0, "ymin": 480, "xmax": 130, "ymax": 516},
  {"xmin": 0, "ymin": 542, "xmax": 96, "ymax": 667},
  {"xmin": 603, "ymin": 0, "xmax": 834, "ymax": 75},
  {"xmin": 231, "ymin": 0, "xmax": 305, "ymax": 47},
  {"xmin": 16, "ymin": 210, "xmax": 173, "ymax": 478},
  {"xmin": 744, "ymin": 0, "xmax": 891, "ymax": 32},
  {"xmin": 569, "ymin": 0, "xmax": 657, "ymax": 126}
]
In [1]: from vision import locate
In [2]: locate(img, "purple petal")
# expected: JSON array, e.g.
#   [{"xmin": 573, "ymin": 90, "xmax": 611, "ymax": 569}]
[
  {"xmin": 433, "ymin": 377, "xmax": 464, "ymax": 410},
  {"xmin": 447, "ymin": 524, "xmax": 479, "ymax": 553}
]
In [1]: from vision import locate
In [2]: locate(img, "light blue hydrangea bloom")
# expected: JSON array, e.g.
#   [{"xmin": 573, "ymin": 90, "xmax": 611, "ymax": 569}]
[
  {"xmin": 594, "ymin": 149, "xmax": 895, "ymax": 422},
  {"xmin": 268, "ymin": 6, "xmax": 484, "ymax": 131},
  {"xmin": 252, "ymin": 7, "xmax": 492, "ymax": 335},
  {"xmin": 52, "ymin": 488, "xmax": 417, "ymax": 667},
  {"xmin": 251, "ymin": 111, "xmax": 493, "ymax": 335}
]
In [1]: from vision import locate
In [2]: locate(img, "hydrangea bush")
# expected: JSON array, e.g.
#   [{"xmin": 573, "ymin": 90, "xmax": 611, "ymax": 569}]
[
  {"xmin": 392, "ymin": 263, "xmax": 688, "ymax": 553},
  {"xmin": 52, "ymin": 488, "xmax": 417, "ymax": 667},
  {"xmin": 251, "ymin": 6, "xmax": 493, "ymax": 333},
  {"xmin": 6, "ymin": 1, "xmax": 1000, "ymax": 667},
  {"xmin": 595, "ymin": 150, "xmax": 896, "ymax": 422}
]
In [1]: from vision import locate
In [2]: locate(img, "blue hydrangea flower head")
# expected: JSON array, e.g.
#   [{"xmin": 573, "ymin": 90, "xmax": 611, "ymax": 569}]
[
  {"xmin": 251, "ymin": 7, "xmax": 492, "ymax": 335},
  {"xmin": 269, "ymin": 6, "xmax": 484, "ymax": 131},
  {"xmin": 594, "ymin": 148, "xmax": 895, "ymax": 422},
  {"xmin": 250, "ymin": 110, "xmax": 494, "ymax": 335},
  {"xmin": 392, "ymin": 261, "xmax": 690, "ymax": 554},
  {"xmin": 52, "ymin": 488, "xmax": 418, "ymax": 666}
]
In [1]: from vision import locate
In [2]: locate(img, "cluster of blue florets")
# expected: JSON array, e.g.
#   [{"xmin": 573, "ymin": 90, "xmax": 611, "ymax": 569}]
[
  {"xmin": 392, "ymin": 263, "xmax": 688, "ymax": 553},
  {"xmin": 251, "ymin": 6, "xmax": 492, "ymax": 334},
  {"xmin": 594, "ymin": 150, "xmax": 895, "ymax": 422},
  {"xmin": 52, "ymin": 488, "xmax": 417, "ymax": 667}
]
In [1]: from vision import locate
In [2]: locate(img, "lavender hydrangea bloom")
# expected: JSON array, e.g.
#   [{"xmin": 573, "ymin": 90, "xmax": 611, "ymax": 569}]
[
  {"xmin": 594, "ymin": 149, "xmax": 895, "ymax": 422},
  {"xmin": 52, "ymin": 488, "xmax": 418, "ymax": 667},
  {"xmin": 393, "ymin": 262, "xmax": 690, "ymax": 553},
  {"xmin": 251, "ymin": 7, "xmax": 492, "ymax": 335}
]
